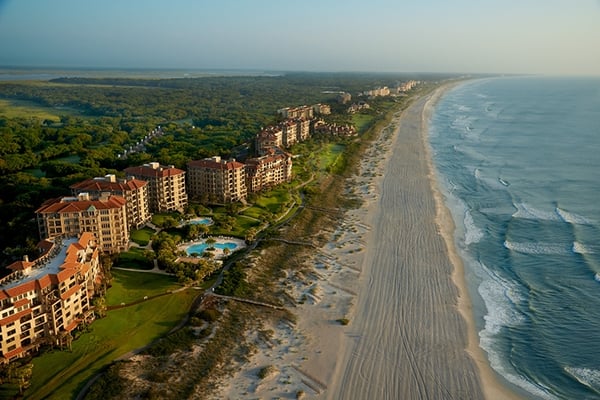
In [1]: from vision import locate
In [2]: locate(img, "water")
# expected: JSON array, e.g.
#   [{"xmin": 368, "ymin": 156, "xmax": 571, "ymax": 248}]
[
  {"xmin": 185, "ymin": 217, "xmax": 213, "ymax": 225},
  {"xmin": 186, "ymin": 241, "xmax": 239, "ymax": 256},
  {"xmin": 429, "ymin": 77, "xmax": 600, "ymax": 399}
]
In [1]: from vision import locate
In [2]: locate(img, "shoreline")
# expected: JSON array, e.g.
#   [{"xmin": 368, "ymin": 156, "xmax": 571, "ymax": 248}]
[
  {"xmin": 213, "ymin": 83, "xmax": 523, "ymax": 399},
  {"xmin": 421, "ymin": 85, "xmax": 523, "ymax": 400}
]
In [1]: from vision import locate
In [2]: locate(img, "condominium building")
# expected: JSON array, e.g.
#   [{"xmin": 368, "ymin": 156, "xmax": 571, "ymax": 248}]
[
  {"xmin": 70, "ymin": 174, "xmax": 151, "ymax": 229},
  {"xmin": 280, "ymin": 119, "xmax": 299, "ymax": 147},
  {"xmin": 256, "ymin": 126, "xmax": 283, "ymax": 156},
  {"xmin": 187, "ymin": 156, "xmax": 247, "ymax": 204},
  {"xmin": 296, "ymin": 118, "xmax": 311, "ymax": 142},
  {"xmin": 124, "ymin": 162, "xmax": 188, "ymax": 213},
  {"xmin": 35, "ymin": 193, "xmax": 129, "ymax": 254},
  {"xmin": 245, "ymin": 151, "xmax": 293, "ymax": 193},
  {"xmin": 312, "ymin": 103, "xmax": 331, "ymax": 115},
  {"xmin": 0, "ymin": 233, "xmax": 101, "ymax": 363},
  {"xmin": 277, "ymin": 105, "xmax": 314, "ymax": 119}
]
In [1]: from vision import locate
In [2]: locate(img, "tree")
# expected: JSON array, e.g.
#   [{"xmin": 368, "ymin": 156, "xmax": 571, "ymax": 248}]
[
  {"xmin": 93, "ymin": 296, "xmax": 107, "ymax": 318},
  {"xmin": 245, "ymin": 228, "xmax": 257, "ymax": 244}
]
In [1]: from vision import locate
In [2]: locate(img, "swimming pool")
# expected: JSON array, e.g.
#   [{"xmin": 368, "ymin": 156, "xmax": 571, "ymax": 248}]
[
  {"xmin": 183, "ymin": 237, "xmax": 245, "ymax": 259},
  {"xmin": 186, "ymin": 242, "xmax": 238, "ymax": 255},
  {"xmin": 186, "ymin": 217, "xmax": 213, "ymax": 225}
]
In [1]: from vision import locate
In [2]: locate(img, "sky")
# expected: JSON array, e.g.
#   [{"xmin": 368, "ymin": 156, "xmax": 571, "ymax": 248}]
[{"xmin": 0, "ymin": 0, "xmax": 599, "ymax": 75}]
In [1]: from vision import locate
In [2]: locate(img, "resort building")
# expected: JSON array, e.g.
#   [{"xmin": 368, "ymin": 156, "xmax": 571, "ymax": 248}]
[
  {"xmin": 313, "ymin": 103, "xmax": 331, "ymax": 115},
  {"xmin": 277, "ymin": 105, "xmax": 313, "ymax": 120},
  {"xmin": 280, "ymin": 119, "xmax": 299, "ymax": 147},
  {"xmin": 35, "ymin": 193, "xmax": 129, "ymax": 254},
  {"xmin": 256, "ymin": 126, "xmax": 283, "ymax": 156},
  {"xmin": 0, "ymin": 233, "xmax": 101, "ymax": 363},
  {"xmin": 295, "ymin": 118, "xmax": 311, "ymax": 142},
  {"xmin": 313, "ymin": 120, "xmax": 357, "ymax": 137},
  {"xmin": 245, "ymin": 151, "xmax": 293, "ymax": 193},
  {"xmin": 124, "ymin": 162, "xmax": 188, "ymax": 213},
  {"xmin": 187, "ymin": 156, "xmax": 248, "ymax": 204},
  {"xmin": 70, "ymin": 174, "xmax": 151, "ymax": 229},
  {"xmin": 337, "ymin": 92, "xmax": 352, "ymax": 104}
]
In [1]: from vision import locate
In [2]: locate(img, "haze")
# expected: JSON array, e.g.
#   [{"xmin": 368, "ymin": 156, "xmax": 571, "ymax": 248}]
[{"xmin": 1, "ymin": 0, "xmax": 599, "ymax": 75}]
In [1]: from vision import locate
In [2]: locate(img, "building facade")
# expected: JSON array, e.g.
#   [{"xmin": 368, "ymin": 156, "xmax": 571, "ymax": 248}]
[
  {"xmin": 124, "ymin": 162, "xmax": 188, "ymax": 213},
  {"xmin": 70, "ymin": 174, "xmax": 151, "ymax": 229},
  {"xmin": 36, "ymin": 193, "xmax": 129, "ymax": 254},
  {"xmin": 187, "ymin": 156, "xmax": 247, "ymax": 204},
  {"xmin": 245, "ymin": 151, "xmax": 293, "ymax": 193},
  {"xmin": 0, "ymin": 233, "xmax": 101, "ymax": 363}
]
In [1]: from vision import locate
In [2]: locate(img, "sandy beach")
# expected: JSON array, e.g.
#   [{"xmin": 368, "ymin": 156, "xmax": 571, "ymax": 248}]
[{"xmin": 214, "ymin": 85, "xmax": 522, "ymax": 399}]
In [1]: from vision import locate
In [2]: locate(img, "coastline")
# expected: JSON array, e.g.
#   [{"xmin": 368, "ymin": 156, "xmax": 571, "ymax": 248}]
[
  {"xmin": 421, "ymin": 85, "xmax": 522, "ymax": 400},
  {"xmin": 213, "ymin": 83, "xmax": 523, "ymax": 399}
]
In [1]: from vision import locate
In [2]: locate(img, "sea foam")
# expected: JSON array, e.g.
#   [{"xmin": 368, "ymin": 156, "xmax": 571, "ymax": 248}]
[
  {"xmin": 564, "ymin": 366, "xmax": 600, "ymax": 394},
  {"xmin": 464, "ymin": 210, "xmax": 484, "ymax": 245},
  {"xmin": 504, "ymin": 240, "xmax": 570, "ymax": 256},
  {"xmin": 572, "ymin": 241, "xmax": 595, "ymax": 255},
  {"xmin": 478, "ymin": 263, "xmax": 559, "ymax": 400},
  {"xmin": 512, "ymin": 202, "xmax": 561, "ymax": 222},
  {"xmin": 556, "ymin": 207, "xmax": 595, "ymax": 225}
]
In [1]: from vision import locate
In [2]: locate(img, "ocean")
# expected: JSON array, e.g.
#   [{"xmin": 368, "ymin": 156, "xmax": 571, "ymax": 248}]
[{"xmin": 428, "ymin": 77, "xmax": 600, "ymax": 400}]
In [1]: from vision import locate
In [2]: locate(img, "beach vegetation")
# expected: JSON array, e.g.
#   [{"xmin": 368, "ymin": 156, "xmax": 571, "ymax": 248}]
[{"xmin": 257, "ymin": 365, "xmax": 277, "ymax": 379}]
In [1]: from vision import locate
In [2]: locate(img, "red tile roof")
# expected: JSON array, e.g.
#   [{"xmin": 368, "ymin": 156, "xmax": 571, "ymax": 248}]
[
  {"xmin": 70, "ymin": 177, "xmax": 147, "ymax": 192},
  {"xmin": 7, "ymin": 260, "xmax": 34, "ymax": 272},
  {"xmin": 5, "ymin": 281, "xmax": 36, "ymax": 298},
  {"xmin": 188, "ymin": 159, "xmax": 245, "ymax": 170},
  {"xmin": 124, "ymin": 165, "xmax": 185, "ymax": 178},
  {"xmin": 2, "ymin": 346, "xmax": 24, "ymax": 360},
  {"xmin": 36, "ymin": 195, "xmax": 126, "ymax": 214},
  {"xmin": 60, "ymin": 283, "xmax": 81, "ymax": 300}
]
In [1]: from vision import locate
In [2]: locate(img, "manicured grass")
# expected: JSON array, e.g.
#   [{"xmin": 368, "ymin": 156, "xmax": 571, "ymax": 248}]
[
  {"xmin": 319, "ymin": 143, "xmax": 345, "ymax": 172},
  {"xmin": 254, "ymin": 188, "xmax": 291, "ymax": 214},
  {"xmin": 107, "ymin": 269, "xmax": 180, "ymax": 306},
  {"xmin": 115, "ymin": 247, "xmax": 153, "ymax": 270},
  {"xmin": 352, "ymin": 113, "xmax": 375, "ymax": 133},
  {"xmin": 25, "ymin": 273, "xmax": 195, "ymax": 400},
  {"xmin": 241, "ymin": 206, "xmax": 264, "ymax": 220},
  {"xmin": 130, "ymin": 226, "xmax": 155, "ymax": 246}
]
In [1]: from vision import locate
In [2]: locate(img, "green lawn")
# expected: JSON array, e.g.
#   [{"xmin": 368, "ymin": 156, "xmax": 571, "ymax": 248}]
[
  {"xmin": 352, "ymin": 113, "xmax": 375, "ymax": 133},
  {"xmin": 130, "ymin": 227, "xmax": 155, "ymax": 246},
  {"xmin": 107, "ymin": 269, "xmax": 179, "ymax": 306},
  {"xmin": 24, "ymin": 272, "xmax": 195, "ymax": 400},
  {"xmin": 115, "ymin": 247, "xmax": 153, "ymax": 270},
  {"xmin": 319, "ymin": 143, "xmax": 345, "ymax": 172}
]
